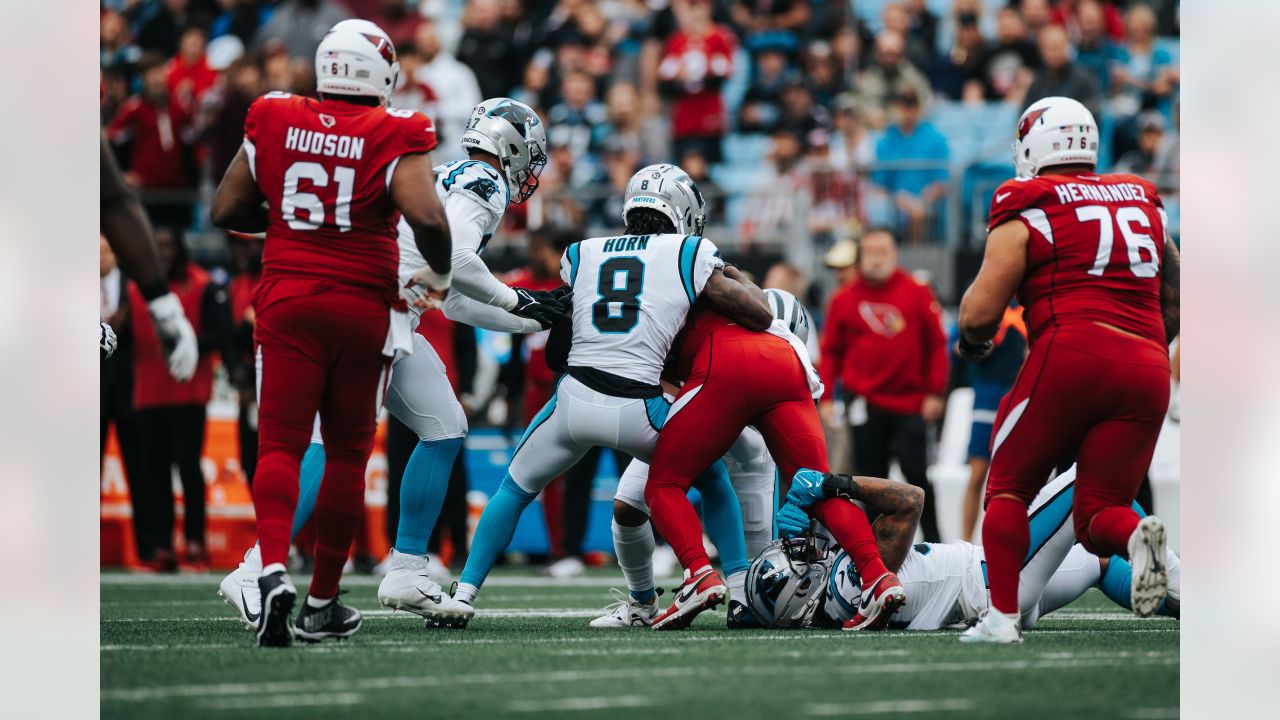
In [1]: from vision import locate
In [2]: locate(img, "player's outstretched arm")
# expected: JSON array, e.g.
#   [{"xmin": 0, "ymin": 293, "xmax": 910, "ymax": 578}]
[
  {"xmin": 390, "ymin": 153, "xmax": 452, "ymax": 278},
  {"xmin": 700, "ymin": 267, "xmax": 774, "ymax": 331},
  {"xmin": 210, "ymin": 147, "xmax": 268, "ymax": 233},
  {"xmin": 819, "ymin": 474, "xmax": 923, "ymax": 572},
  {"xmin": 1160, "ymin": 239, "xmax": 1180, "ymax": 344},
  {"xmin": 100, "ymin": 137, "xmax": 165, "ymax": 292},
  {"xmin": 958, "ymin": 220, "xmax": 1028, "ymax": 356}
]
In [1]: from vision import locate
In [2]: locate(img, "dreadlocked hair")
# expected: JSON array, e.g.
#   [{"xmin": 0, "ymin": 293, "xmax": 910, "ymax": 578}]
[{"xmin": 623, "ymin": 208, "xmax": 676, "ymax": 236}]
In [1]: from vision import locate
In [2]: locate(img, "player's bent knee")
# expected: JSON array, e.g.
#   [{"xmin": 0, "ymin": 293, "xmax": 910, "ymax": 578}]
[{"xmin": 613, "ymin": 499, "xmax": 649, "ymax": 526}]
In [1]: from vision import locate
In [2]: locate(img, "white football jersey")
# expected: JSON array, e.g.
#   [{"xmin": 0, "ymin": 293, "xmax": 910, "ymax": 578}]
[
  {"xmin": 560, "ymin": 233, "xmax": 724, "ymax": 386},
  {"xmin": 396, "ymin": 159, "xmax": 508, "ymax": 306}
]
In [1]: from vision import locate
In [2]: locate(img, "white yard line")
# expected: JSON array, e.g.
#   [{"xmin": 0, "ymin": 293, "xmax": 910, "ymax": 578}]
[
  {"xmin": 100, "ymin": 573, "xmax": 674, "ymax": 588},
  {"xmin": 198, "ymin": 692, "xmax": 365, "ymax": 710},
  {"xmin": 504, "ymin": 695, "xmax": 656, "ymax": 712},
  {"xmin": 1127, "ymin": 708, "xmax": 1180, "ymax": 719},
  {"xmin": 807, "ymin": 699, "xmax": 976, "ymax": 715}
]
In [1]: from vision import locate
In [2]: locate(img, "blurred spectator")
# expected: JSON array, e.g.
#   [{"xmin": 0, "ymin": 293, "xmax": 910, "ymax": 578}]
[
  {"xmin": 167, "ymin": 25, "xmax": 217, "ymax": 113},
  {"xmin": 209, "ymin": 0, "xmax": 275, "ymax": 47},
  {"xmin": 853, "ymin": 30, "xmax": 933, "ymax": 129},
  {"xmin": 227, "ymin": 233, "xmax": 262, "ymax": 485},
  {"xmin": 254, "ymin": 0, "xmax": 350, "ymax": 59},
  {"xmin": 1024, "ymin": 24, "xmax": 1102, "ymax": 118},
  {"xmin": 778, "ymin": 79, "xmax": 831, "ymax": 144},
  {"xmin": 823, "ymin": 237, "xmax": 859, "ymax": 289},
  {"xmin": 413, "ymin": 19, "xmax": 483, "ymax": 162},
  {"xmin": 818, "ymin": 228, "xmax": 948, "ymax": 542},
  {"xmin": 391, "ymin": 43, "xmax": 441, "ymax": 124},
  {"xmin": 1108, "ymin": 3, "xmax": 1178, "ymax": 118},
  {"xmin": 134, "ymin": 0, "xmax": 201, "ymax": 57},
  {"xmin": 511, "ymin": 49, "xmax": 555, "ymax": 112},
  {"xmin": 1113, "ymin": 112, "xmax": 1166, "ymax": 180},
  {"xmin": 883, "ymin": 1, "xmax": 935, "ymax": 70},
  {"xmin": 737, "ymin": 47, "xmax": 794, "ymax": 134},
  {"xmin": 589, "ymin": 136, "xmax": 643, "ymax": 227},
  {"xmin": 101, "ymin": 67, "xmax": 133, "ymax": 126},
  {"xmin": 126, "ymin": 226, "xmax": 233, "ymax": 571},
  {"xmin": 605, "ymin": 82, "xmax": 669, "ymax": 166},
  {"xmin": 200, "ymin": 55, "xmax": 262, "ymax": 184},
  {"xmin": 101, "ymin": 10, "xmax": 142, "ymax": 70},
  {"xmin": 547, "ymin": 70, "xmax": 610, "ymax": 172},
  {"xmin": 801, "ymin": 133, "xmax": 857, "ymax": 246},
  {"xmin": 1152, "ymin": 102, "xmax": 1179, "ymax": 192},
  {"xmin": 969, "ymin": 7, "xmax": 1037, "ymax": 103},
  {"xmin": 730, "ymin": 0, "xmax": 810, "ymax": 55},
  {"xmin": 1020, "ymin": 0, "xmax": 1053, "ymax": 35},
  {"xmin": 1072, "ymin": 0, "xmax": 1123, "ymax": 93},
  {"xmin": 680, "ymin": 147, "xmax": 724, "ymax": 225},
  {"xmin": 828, "ymin": 95, "xmax": 875, "ymax": 174},
  {"xmin": 363, "ymin": 0, "xmax": 425, "ymax": 49},
  {"xmin": 457, "ymin": 0, "xmax": 523, "ymax": 100},
  {"xmin": 803, "ymin": 41, "xmax": 842, "ymax": 108},
  {"xmin": 1051, "ymin": 0, "xmax": 1126, "ymax": 42},
  {"xmin": 101, "ymin": 236, "xmax": 146, "ymax": 558},
  {"xmin": 872, "ymin": 90, "xmax": 950, "ymax": 246},
  {"xmin": 105, "ymin": 54, "xmax": 196, "ymax": 227},
  {"xmin": 657, "ymin": 0, "xmax": 736, "ymax": 164},
  {"xmin": 928, "ymin": 8, "xmax": 986, "ymax": 101},
  {"xmin": 829, "ymin": 25, "xmax": 866, "ymax": 89},
  {"xmin": 535, "ymin": 137, "xmax": 589, "ymax": 230}
]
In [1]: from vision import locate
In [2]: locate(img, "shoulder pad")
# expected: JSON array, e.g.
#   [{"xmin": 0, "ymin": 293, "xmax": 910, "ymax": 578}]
[
  {"xmin": 987, "ymin": 177, "xmax": 1052, "ymax": 232},
  {"xmin": 439, "ymin": 160, "xmax": 508, "ymax": 211}
]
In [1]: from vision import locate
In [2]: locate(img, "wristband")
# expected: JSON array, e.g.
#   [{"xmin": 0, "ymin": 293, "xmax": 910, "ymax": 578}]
[
  {"xmin": 140, "ymin": 281, "xmax": 170, "ymax": 302},
  {"xmin": 424, "ymin": 270, "xmax": 452, "ymax": 291},
  {"xmin": 822, "ymin": 473, "xmax": 863, "ymax": 503}
]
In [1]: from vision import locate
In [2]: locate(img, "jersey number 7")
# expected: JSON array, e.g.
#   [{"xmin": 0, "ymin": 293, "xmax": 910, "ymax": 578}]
[{"xmin": 593, "ymin": 257, "xmax": 645, "ymax": 334}]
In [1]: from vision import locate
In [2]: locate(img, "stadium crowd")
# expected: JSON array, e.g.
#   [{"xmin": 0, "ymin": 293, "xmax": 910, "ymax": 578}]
[{"xmin": 99, "ymin": 0, "xmax": 1179, "ymax": 573}]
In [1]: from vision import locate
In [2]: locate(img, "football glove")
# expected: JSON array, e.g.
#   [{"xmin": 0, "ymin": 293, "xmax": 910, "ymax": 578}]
[
  {"xmin": 786, "ymin": 468, "xmax": 828, "ymax": 509},
  {"xmin": 955, "ymin": 335, "xmax": 994, "ymax": 361},
  {"xmin": 776, "ymin": 502, "xmax": 812, "ymax": 539},
  {"xmin": 147, "ymin": 293, "xmax": 199, "ymax": 382},
  {"xmin": 100, "ymin": 322, "xmax": 118, "ymax": 360},
  {"xmin": 512, "ymin": 287, "xmax": 567, "ymax": 330}
]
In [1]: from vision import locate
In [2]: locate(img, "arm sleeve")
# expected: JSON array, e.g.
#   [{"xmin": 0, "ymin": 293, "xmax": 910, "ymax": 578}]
[
  {"xmin": 544, "ymin": 315, "xmax": 572, "ymax": 373},
  {"xmin": 920, "ymin": 285, "xmax": 950, "ymax": 396},
  {"xmin": 683, "ymin": 236, "xmax": 726, "ymax": 301},
  {"xmin": 443, "ymin": 192, "xmax": 520, "ymax": 310},
  {"xmin": 441, "ymin": 291, "xmax": 544, "ymax": 334}
]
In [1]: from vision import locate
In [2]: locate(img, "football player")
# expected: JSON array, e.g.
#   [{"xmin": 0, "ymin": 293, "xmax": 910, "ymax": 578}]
[
  {"xmin": 450, "ymin": 163, "xmax": 775, "ymax": 613},
  {"xmin": 219, "ymin": 90, "xmax": 567, "ymax": 628},
  {"xmin": 955, "ymin": 96, "xmax": 1179, "ymax": 642},
  {"xmin": 211, "ymin": 19, "xmax": 452, "ymax": 646}
]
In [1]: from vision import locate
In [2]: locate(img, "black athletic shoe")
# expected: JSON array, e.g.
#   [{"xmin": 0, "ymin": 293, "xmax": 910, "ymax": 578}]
[
  {"xmin": 726, "ymin": 599, "xmax": 767, "ymax": 630},
  {"xmin": 294, "ymin": 595, "xmax": 362, "ymax": 643},
  {"xmin": 256, "ymin": 570, "xmax": 297, "ymax": 648}
]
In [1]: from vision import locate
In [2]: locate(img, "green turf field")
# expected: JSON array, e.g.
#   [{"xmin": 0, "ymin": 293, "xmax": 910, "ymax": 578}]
[{"xmin": 101, "ymin": 569, "xmax": 1178, "ymax": 719}]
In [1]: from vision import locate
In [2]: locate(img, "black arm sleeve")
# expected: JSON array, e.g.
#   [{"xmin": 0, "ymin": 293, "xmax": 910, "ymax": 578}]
[{"xmin": 545, "ymin": 315, "xmax": 572, "ymax": 373}]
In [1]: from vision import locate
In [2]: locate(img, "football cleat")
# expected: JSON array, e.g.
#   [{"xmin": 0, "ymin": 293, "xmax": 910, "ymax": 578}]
[
  {"xmin": 842, "ymin": 572, "xmax": 906, "ymax": 631},
  {"xmin": 726, "ymin": 599, "xmax": 767, "ymax": 630},
  {"xmin": 959, "ymin": 609, "xmax": 1023, "ymax": 644},
  {"xmin": 294, "ymin": 596, "xmax": 362, "ymax": 643},
  {"xmin": 255, "ymin": 570, "xmax": 297, "ymax": 648},
  {"xmin": 1128, "ymin": 515, "xmax": 1168, "ymax": 618},
  {"xmin": 218, "ymin": 545, "xmax": 263, "ymax": 629},
  {"xmin": 378, "ymin": 549, "xmax": 475, "ymax": 626},
  {"xmin": 589, "ymin": 588, "xmax": 660, "ymax": 628},
  {"xmin": 651, "ymin": 566, "xmax": 726, "ymax": 631}
]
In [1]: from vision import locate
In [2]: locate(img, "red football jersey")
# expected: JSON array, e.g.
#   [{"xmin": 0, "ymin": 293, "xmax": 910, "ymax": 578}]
[
  {"xmin": 987, "ymin": 170, "xmax": 1168, "ymax": 349},
  {"xmin": 244, "ymin": 92, "xmax": 437, "ymax": 296}
]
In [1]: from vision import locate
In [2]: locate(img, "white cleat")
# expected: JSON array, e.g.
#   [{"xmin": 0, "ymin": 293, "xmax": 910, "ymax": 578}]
[
  {"xmin": 1128, "ymin": 515, "xmax": 1168, "ymax": 618},
  {"xmin": 589, "ymin": 589, "xmax": 660, "ymax": 628},
  {"xmin": 218, "ymin": 544, "xmax": 263, "ymax": 629},
  {"xmin": 545, "ymin": 556, "xmax": 586, "ymax": 579},
  {"xmin": 377, "ymin": 549, "xmax": 475, "ymax": 626},
  {"xmin": 960, "ymin": 609, "xmax": 1023, "ymax": 644}
]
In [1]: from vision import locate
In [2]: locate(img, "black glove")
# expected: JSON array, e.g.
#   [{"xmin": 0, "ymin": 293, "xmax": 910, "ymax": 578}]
[
  {"xmin": 550, "ymin": 284, "xmax": 574, "ymax": 305},
  {"xmin": 512, "ymin": 287, "xmax": 567, "ymax": 330}
]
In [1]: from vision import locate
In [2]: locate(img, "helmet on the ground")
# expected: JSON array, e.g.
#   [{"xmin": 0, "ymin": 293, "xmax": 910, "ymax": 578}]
[
  {"xmin": 461, "ymin": 98, "xmax": 548, "ymax": 204},
  {"xmin": 764, "ymin": 288, "xmax": 812, "ymax": 344},
  {"xmin": 819, "ymin": 550, "xmax": 863, "ymax": 626},
  {"xmin": 1012, "ymin": 96, "xmax": 1098, "ymax": 178},
  {"xmin": 746, "ymin": 537, "xmax": 831, "ymax": 628},
  {"xmin": 622, "ymin": 164, "xmax": 707, "ymax": 236},
  {"xmin": 315, "ymin": 19, "xmax": 399, "ymax": 105}
]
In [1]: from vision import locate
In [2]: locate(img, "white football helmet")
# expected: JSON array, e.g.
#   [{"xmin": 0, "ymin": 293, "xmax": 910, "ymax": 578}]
[
  {"xmin": 746, "ymin": 538, "xmax": 831, "ymax": 628},
  {"xmin": 818, "ymin": 550, "xmax": 862, "ymax": 627},
  {"xmin": 1012, "ymin": 96, "xmax": 1098, "ymax": 178},
  {"xmin": 315, "ymin": 20, "xmax": 399, "ymax": 105},
  {"xmin": 461, "ymin": 98, "xmax": 548, "ymax": 204},
  {"xmin": 622, "ymin": 164, "xmax": 707, "ymax": 236},
  {"xmin": 764, "ymin": 288, "xmax": 812, "ymax": 345}
]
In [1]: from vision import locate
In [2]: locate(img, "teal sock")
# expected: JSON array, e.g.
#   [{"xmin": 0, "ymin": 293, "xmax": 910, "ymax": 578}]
[
  {"xmin": 1099, "ymin": 555, "xmax": 1134, "ymax": 610},
  {"xmin": 290, "ymin": 442, "xmax": 325, "ymax": 540},
  {"xmin": 694, "ymin": 460, "xmax": 749, "ymax": 578},
  {"xmin": 394, "ymin": 437, "xmax": 464, "ymax": 556},
  {"xmin": 458, "ymin": 475, "xmax": 538, "ymax": 589},
  {"xmin": 631, "ymin": 588, "xmax": 656, "ymax": 604}
]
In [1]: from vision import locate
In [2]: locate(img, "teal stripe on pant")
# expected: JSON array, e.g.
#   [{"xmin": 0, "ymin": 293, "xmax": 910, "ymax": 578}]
[
  {"xmin": 458, "ymin": 475, "xmax": 538, "ymax": 589},
  {"xmin": 290, "ymin": 442, "xmax": 326, "ymax": 539}
]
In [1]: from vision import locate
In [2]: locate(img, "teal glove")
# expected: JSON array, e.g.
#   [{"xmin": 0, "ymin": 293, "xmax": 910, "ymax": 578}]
[
  {"xmin": 776, "ymin": 503, "xmax": 812, "ymax": 539},
  {"xmin": 786, "ymin": 468, "xmax": 828, "ymax": 509}
]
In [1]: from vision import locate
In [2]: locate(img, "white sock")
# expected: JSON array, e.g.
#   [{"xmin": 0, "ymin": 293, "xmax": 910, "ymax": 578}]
[
  {"xmin": 726, "ymin": 570, "xmax": 747, "ymax": 605},
  {"xmin": 454, "ymin": 582, "xmax": 478, "ymax": 605},
  {"xmin": 306, "ymin": 595, "xmax": 333, "ymax": 609},
  {"xmin": 262, "ymin": 562, "xmax": 287, "ymax": 577},
  {"xmin": 612, "ymin": 518, "xmax": 656, "ymax": 601}
]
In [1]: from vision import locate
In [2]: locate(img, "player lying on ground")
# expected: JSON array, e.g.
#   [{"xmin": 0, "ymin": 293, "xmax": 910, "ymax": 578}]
[
  {"xmin": 753, "ymin": 466, "xmax": 1179, "ymax": 630},
  {"xmin": 955, "ymin": 96, "xmax": 1180, "ymax": 643},
  {"xmin": 449, "ymin": 163, "xmax": 773, "ymax": 616},
  {"xmin": 590, "ymin": 289, "xmax": 807, "ymax": 629},
  {"xmin": 641, "ymin": 285, "xmax": 903, "ymax": 630},
  {"xmin": 218, "ymin": 93, "xmax": 567, "ymax": 629}
]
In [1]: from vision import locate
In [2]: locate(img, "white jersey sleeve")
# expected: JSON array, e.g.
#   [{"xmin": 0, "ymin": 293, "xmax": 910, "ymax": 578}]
[{"xmin": 560, "ymin": 233, "xmax": 724, "ymax": 386}]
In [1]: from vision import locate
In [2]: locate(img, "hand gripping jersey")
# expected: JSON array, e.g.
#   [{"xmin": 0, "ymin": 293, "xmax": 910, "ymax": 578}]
[
  {"xmin": 560, "ymin": 233, "xmax": 723, "ymax": 387},
  {"xmin": 987, "ymin": 171, "xmax": 1168, "ymax": 349},
  {"xmin": 244, "ymin": 92, "xmax": 437, "ymax": 295}
]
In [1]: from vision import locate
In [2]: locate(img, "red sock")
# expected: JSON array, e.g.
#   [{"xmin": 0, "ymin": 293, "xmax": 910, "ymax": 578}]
[
  {"xmin": 811, "ymin": 499, "xmax": 889, "ymax": 582},
  {"xmin": 644, "ymin": 476, "xmax": 710, "ymax": 574},
  {"xmin": 308, "ymin": 456, "xmax": 366, "ymax": 600},
  {"xmin": 1084, "ymin": 506, "xmax": 1142, "ymax": 557},
  {"xmin": 253, "ymin": 451, "xmax": 302, "ymax": 569},
  {"xmin": 981, "ymin": 496, "xmax": 1030, "ymax": 614}
]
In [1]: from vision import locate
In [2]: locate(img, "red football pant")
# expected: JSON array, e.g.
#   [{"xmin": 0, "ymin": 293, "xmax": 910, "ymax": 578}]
[
  {"xmin": 254, "ymin": 289, "xmax": 390, "ymax": 600},
  {"xmin": 646, "ymin": 329, "xmax": 884, "ymax": 581},
  {"xmin": 982, "ymin": 327, "xmax": 1169, "ymax": 613}
]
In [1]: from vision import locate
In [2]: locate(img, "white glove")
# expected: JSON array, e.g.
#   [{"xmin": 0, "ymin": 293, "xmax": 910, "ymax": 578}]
[
  {"xmin": 403, "ymin": 267, "xmax": 452, "ymax": 310},
  {"xmin": 147, "ymin": 293, "xmax": 199, "ymax": 382},
  {"xmin": 100, "ymin": 322, "xmax": 118, "ymax": 360}
]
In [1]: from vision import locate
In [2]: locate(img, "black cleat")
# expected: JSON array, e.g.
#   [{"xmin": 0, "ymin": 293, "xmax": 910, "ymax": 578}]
[
  {"xmin": 294, "ymin": 595, "xmax": 362, "ymax": 643},
  {"xmin": 256, "ymin": 570, "xmax": 297, "ymax": 648},
  {"xmin": 726, "ymin": 599, "xmax": 767, "ymax": 630}
]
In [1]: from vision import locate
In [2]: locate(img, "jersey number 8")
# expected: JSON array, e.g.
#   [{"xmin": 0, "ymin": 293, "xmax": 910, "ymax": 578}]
[{"xmin": 592, "ymin": 257, "xmax": 645, "ymax": 333}]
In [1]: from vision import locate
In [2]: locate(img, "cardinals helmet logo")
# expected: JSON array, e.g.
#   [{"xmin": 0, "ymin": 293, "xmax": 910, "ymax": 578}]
[
  {"xmin": 361, "ymin": 34, "xmax": 396, "ymax": 65},
  {"xmin": 1017, "ymin": 107, "xmax": 1049, "ymax": 141}
]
